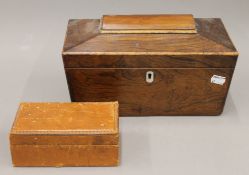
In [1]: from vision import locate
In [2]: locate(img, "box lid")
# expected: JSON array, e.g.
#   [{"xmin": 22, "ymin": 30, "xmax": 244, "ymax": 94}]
[
  {"xmin": 62, "ymin": 14, "xmax": 238, "ymax": 56},
  {"xmin": 10, "ymin": 102, "xmax": 119, "ymax": 145}
]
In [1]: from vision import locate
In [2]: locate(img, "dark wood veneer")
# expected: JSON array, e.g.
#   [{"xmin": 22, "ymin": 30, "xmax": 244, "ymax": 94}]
[
  {"xmin": 65, "ymin": 68, "xmax": 234, "ymax": 116},
  {"xmin": 62, "ymin": 15, "xmax": 238, "ymax": 116}
]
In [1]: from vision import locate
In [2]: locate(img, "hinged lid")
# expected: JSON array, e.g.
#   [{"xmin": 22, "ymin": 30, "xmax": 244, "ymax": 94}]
[
  {"xmin": 62, "ymin": 15, "xmax": 238, "ymax": 68},
  {"xmin": 10, "ymin": 102, "xmax": 119, "ymax": 145},
  {"xmin": 100, "ymin": 14, "xmax": 197, "ymax": 33}
]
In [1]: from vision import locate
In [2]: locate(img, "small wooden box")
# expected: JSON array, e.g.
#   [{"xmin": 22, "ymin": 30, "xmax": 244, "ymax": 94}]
[
  {"xmin": 62, "ymin": 14, "xmax": 238, "ymax": 116},
  {"xmin": 10, "ymin": 102, "xmax": 119, "ymax": 167}
]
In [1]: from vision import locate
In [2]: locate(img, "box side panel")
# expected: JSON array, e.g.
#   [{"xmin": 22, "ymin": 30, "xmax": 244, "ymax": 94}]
[
  {"xmin": 10, "ymin": 144, "xmax": 119, "ymax": 167},
  {"xmin": 10, "ymin": 134, "xmax": 119, "ymax": 145},
  {"xmin": 196, "ymin": 18, "xmax": 238, "ymax": 52},
  {"xmin": 65, "ymin": 68, "xmax": 234, "ymax": 116},
  {"xmin": 63, "ymin": 55, "xmax": 237, "ymax": 68}
]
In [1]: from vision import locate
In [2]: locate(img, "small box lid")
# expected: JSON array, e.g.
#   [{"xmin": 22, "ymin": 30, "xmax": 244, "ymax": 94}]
[{"xmin": 10, "ymin": 102, "xmax": 119, "ymax": 145}]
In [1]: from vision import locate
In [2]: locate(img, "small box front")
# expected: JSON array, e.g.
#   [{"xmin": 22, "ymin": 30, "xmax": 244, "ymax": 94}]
[{"xmin": 10, "ymin": 102, "xmax": 119, "ymax": 167}]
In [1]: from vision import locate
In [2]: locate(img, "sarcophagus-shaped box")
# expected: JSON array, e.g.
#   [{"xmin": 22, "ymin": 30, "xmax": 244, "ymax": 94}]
[
  {"xmin": 10, "ymin": 102, "xmax": 119, "ymax": 167},
  {"xmin": 62, "ymin": 14, "xmax": 238, "ymax": 116}
]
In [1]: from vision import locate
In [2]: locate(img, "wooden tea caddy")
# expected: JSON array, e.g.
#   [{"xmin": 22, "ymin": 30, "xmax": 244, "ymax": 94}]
[{"xmin": 62, "ymin": 14, "xmax": 238, "ymax": 116}]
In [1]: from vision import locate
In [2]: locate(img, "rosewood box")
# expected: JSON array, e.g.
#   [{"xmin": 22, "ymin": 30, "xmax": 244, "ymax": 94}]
[
  {"xmin": 10, "ymin": 102, "xmax": 119, "ymax": 167},
  {"xmin": 62, "ymin": 14, "xmax": 238, "ymax": 116}
]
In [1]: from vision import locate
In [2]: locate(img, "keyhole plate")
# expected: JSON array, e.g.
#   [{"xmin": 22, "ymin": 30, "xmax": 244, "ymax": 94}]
[{"xmin": 146, "ymin": 71, "xmax": 154, "ymax": 83}]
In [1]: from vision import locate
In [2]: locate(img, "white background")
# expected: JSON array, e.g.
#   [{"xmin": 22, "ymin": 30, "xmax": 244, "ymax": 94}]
[{"xmin": 0, "ymin": 0, "xmax": 249, "ymax": 174}]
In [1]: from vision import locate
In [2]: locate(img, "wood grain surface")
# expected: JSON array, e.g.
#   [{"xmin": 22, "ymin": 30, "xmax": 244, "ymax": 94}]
[
  {"xmin": 100, "ymin": 14, "xmax": 196, "ymax": 33},
  {"xmin": 65, "ymin": 68, "xmax": 234, "ymax": 116},
  {"xmin": 63, "ymin": 55, "xmax": 237, "ymax": 68},
  {"xmin": 62, "ymin": 17, "xmax": 238, "ymax": 116},
  {"xmin": 62, "ymin": 18, "xmax": 238, "ymax": 55}
]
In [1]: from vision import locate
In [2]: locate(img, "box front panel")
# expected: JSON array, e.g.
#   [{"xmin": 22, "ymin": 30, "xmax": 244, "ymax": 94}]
[
  {"xmin": 66, "ymin": 68, "xmax": 234, "ymax": 116},
  {"xmin": 11, "ymin": 145, "xmax": 119, "ymax": 167}
]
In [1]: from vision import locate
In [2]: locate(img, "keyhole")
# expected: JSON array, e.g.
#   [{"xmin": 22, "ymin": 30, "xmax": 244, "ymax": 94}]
[
  {"xmin": 146, "ymin": 71, "xmax": 154, "ymax": 83},
  {"xmin": 148, "ymin": 73, "xmax": 152, "ymax": 79}
]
